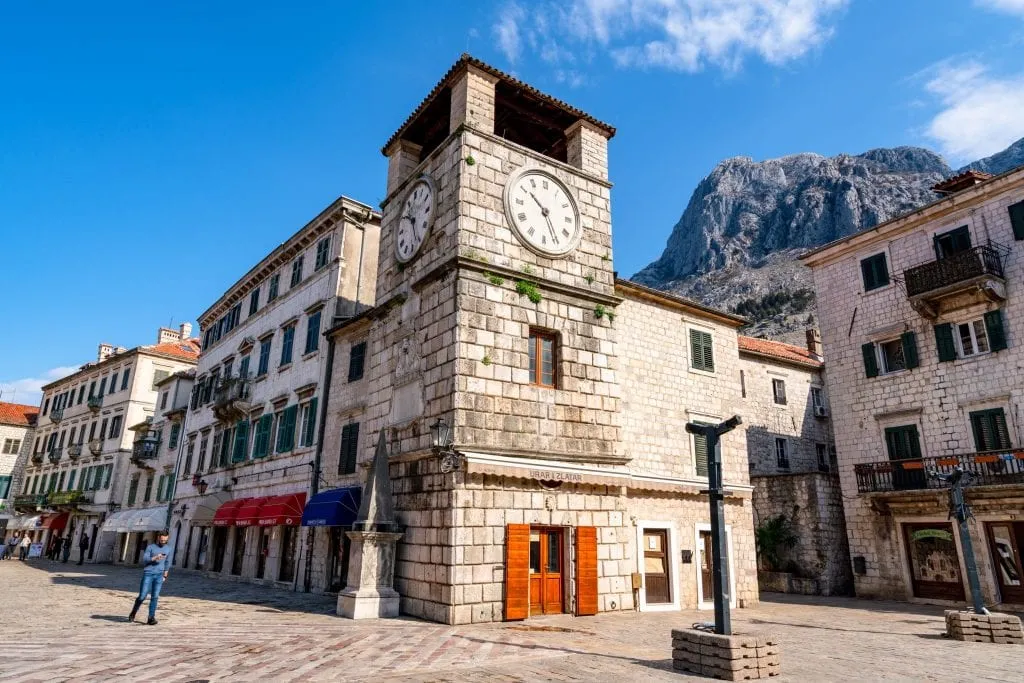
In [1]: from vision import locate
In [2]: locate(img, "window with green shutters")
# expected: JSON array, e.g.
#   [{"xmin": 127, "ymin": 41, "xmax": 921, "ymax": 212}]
[
  {"xmin": 884, "ymin": 425, "xmax": 922, "ymax": 461},
  {"xmin": 305, "ymin": 311, "xmax": 322, "ymax": 354},
  {"xmin": 220, "ymin": 426, "xmax": 234, "ymax": 467},
  {"xmin": 984, "ymin": 310, "xmax": 1007, "ymax": 352},
  {"xmin": 301, "ymin": 398, "xmax": 318, "ymax": 447},
  {"xmin": 143, "ymin": 475, "xmax": 154, "ymax": 502},
  {"xmin": 239, "ymin": 355, "xmax": 250, "ymax": 379},
  {"xmin": 339, "ymin": 423, "xmax": 360, "ymax": 474},
  {"xmin": 860, "ymin": 252, "xmax": 890, "ymax": 291},
  {"xmin": 1009, "ymin": 199, "xmax": 1024, "ymax": 241},
  {"xmin": 232, "ymin": 420, "xmax": 250, "ymax": 463},
  {"xmin": 249, "ymin": 287, "xmax": 260, "ymax": 315},
  {"xmin": 692, "ymin": 427, "xmax": 709, "ymax": 478},
  {"xmin": 257, "ymin": 338, "xmax": 272, "ymax": 375},
  {"xmin": 276, "ymin": 405, "xmax": 298, "ymax": 453},
  {"xmin": 168, "ymin": 422, "xmax": 180, "ymax": 450},
  {"xmin": 970, "ymin": 408, "xmax": 1012, "ymax": 451},
  {"xmin": 935, "ymin": 323, "xmax": 957, "ymax": 362},
  {"xmin": 290, "ymin": 256, "xmax": 303, "ymax": 287},
  {"xmin": 348, "ymin": 342, "xmax": 367, "ymax": 382},
  {"xmin": 315, "ymin": 237, "xmax": 330, "ymax": 270},
  {"xmin": 281, "ymin": 325, "xmax": 295, "ymax": 366},
  {"xmin": 862, "ymin": 332, "xmax": 918, "ymax": 377},
  {"xmin": 66, "ymin": 470, "xmax": 75, "ymax": 491},
  {"xmin": 252, "ymin": 414, "xmax": 273, "ymax": 458},
  {"xmin": 689, "ymin": 329, "xmax": 714, "ymax": 372},
  {"xmin": 127, "ymin": 474, "xmax": 139, "ymax": 506},
  {"xmin": 0, "ymin": 475, "xmax": 10, "ymax": 499}
]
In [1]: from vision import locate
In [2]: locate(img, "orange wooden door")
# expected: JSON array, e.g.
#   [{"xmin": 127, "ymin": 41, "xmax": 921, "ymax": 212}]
[
  {"xmin": 576, "ymin": 526, "xmax": 598, "ymax": 616},
  {"xmin": 527, "ymin": 527, "xmax": 564, "ymax": 615},
  {"xmin": 505, "ymin": 524, "xmax": 530, "ymax": 621}
]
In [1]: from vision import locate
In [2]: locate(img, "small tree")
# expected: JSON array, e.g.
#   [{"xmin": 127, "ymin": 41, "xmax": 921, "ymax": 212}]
[{"xmin": 755, "ymin": 514, "xmax": 798, "ymax": 572}]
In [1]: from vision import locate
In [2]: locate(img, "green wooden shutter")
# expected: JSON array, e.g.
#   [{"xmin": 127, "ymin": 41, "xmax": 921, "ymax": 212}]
[
  {"xmin": 861, "ymin": 342, "xmax": 879, "ymax": 377},
  {"xmin": 278, "ymin": 405, "xmax": 298, "ymax": 452},
  {"xmin": 1008, "ymin": 200, "xmax": 1024, "ymax": 241},
  {"xmin": 232, "ymin": 420, "xmax": 249, "ymax": 462},
  {"xmin": 254, "ymin": 414, "xmax": 272, "ymax": 458},
  {"xmin": 934, "ymin": 323, "xmax": 956, "ymax": 362},
  {"xmin": 861, "ymin": 258, "xmax": 875, "ymax": 290},
  {"xmin": 901, "ymin": 331, "xmax": 919, "ymax": 369},
  {"xmin": 907, "ymin": 425, "xmax": 922, "ymax": 459},
  {"xmin": 984, "ymin": 310, "xmax": 1007, "ymax": 352},
  {"xmin": 693, "ymin": 431, "xmax": 708, "ymax": 477},
  {"xmin": 303, "ymin": 398, "xmax": 318, "ymax": 447},
  {"xmin": 342, "ymin": 423, "xmax": 360, "ymax": 474}
]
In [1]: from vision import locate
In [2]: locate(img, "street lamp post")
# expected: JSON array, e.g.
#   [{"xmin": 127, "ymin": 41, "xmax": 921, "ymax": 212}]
[
  {"xmin": 929, "ymin": 466, "xmax": 988, "ymax": 615},
  {"xmin": 686, "ymin": 415, "xmax": 742, "ymax": 636}
]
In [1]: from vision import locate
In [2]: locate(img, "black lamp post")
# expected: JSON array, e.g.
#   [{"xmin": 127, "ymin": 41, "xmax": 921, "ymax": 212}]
[
  {"xmin": 196, "ymin": 479, "xmax": 209, "ymax": 495},
  {"xmin": 929, "ymin": 466, "xmax": 988, "ymax": 615},
  {"xmin": 686, "ymin": 415, "xmax": 743, "ymax": 636},
  {"xmin": 430, "ymin": 418, "xmax": 461, "ymax": 473}
]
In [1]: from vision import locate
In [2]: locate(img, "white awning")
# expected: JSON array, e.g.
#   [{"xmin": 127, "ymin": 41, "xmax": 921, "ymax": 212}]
[
  {"xmin": 101, "ymin": 506, "xmax": 168, "ymax": 533},
  {"xmin": 6, "ymin": 515, "xmax": 41, "ymax": 530}
]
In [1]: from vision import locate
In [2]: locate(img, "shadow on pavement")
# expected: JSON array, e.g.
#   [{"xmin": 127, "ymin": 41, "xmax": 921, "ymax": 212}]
[
  {"xmin": 21, "ymin": 560, "xmax": 337, "ymax": 617},
  {"xmin": 90, "ymin": 615, "xmax": 130, "ymax": 623}
]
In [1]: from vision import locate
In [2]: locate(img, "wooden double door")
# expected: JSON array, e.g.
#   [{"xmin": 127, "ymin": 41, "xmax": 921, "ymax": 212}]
[
  {"xmin": 529, "ymin": 527, "xmax": 564, "ymax": 615},
  {"xmin": 987, "ymin": 522, "xmax": 1024, "ymax": 604},
  {"xmin": 903, "ymin": 523, "xmax": 965, "ymax": 601}
]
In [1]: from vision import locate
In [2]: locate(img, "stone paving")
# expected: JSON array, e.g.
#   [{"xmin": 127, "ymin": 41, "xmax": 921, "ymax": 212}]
[{"xmin": 0, "ymin": 559, "xmax": 1021, "ymax": 682}]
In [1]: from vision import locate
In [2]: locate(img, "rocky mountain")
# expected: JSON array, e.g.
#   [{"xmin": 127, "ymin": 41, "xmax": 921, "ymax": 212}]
[{"xmin": 632, "ymin": 138, "xmax": 1024, "ymax": 342}]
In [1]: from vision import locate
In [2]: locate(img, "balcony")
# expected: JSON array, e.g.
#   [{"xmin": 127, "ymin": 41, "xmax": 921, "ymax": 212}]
[
  {"xmin": 903, "ymin": 245, "xmax": 1006, "ymax": 318},
  {"xmin": 47, "ymin": 490, "xmax": 93, "ymax": 507},
  {"xmin": 49, "ymin": 406, "xmax": 64, "ymax": 423},
  {"xmin": 131, "ymin": 436, "xmax": 161, "ymax": 468},
  {"xmin": 67, "ymin": 443, "xmax": 83, "ymax": 460},
  {"xmin": 88, "ymin": 439, "xmax": 103, "ymax": 457},
  {"xmin": 13, "ymin": 493, "xmax": 46, "ymax": 510},
  {"xmin": 87, "ymin": 395, "xmax": 103, "ymax": 413},
  {"xmin": 854, "ymin": 450, "xmax": 1024, "ymax": 494},
  {"xmin": 212, "ymin": 375, "xmax": 251, "ymax": 423},
  {"xmin": 47, "ymin": 446, "xmax": 63, "ymax": 464},
  {"xmin": 30, "ymin": 452, "xmax": 43, "ymax": 465}
]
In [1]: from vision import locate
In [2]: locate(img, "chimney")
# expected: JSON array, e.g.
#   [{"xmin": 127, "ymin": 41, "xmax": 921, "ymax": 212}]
[
  {"xmin": 806, "ymin": 328, "xmax": 823, "ymax": 358},
  {"xmin": 179, "ymin": 322, "xmax": 193, "ymax": 339},
  {"xmin": 157, "ymin": 328, "xmax": 179, "ymax": 344},
  {"xmin": 98, "ymin": 343, "xmax": 115, "ymax": 362},
  {"xmin": 932, "ymin": 169, "xmax": 993, "ymax": 196}
]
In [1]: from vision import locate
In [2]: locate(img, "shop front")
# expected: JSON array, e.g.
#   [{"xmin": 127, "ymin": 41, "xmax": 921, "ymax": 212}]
[
  {"xmin": 302, "ymin": 486, "xmax": 362, "ymax": 593},
  {"xmin": 100, "ymin": 505, "xmax": 169, "ymax": 566},
  {"xmin": 208, "ymin": 493, "xmax": 307, "ymax": 584}
]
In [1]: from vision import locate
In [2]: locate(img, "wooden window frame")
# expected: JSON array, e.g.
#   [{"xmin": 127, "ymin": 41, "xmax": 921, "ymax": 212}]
[
  {"xmin": 528, "ymin": 329, "xmax": 557, "ymax": 388},
  {"xmin": 860, "ymin": 252, "xmax": 890, "ymax": 292},
  {"xmin": 772, "ymin": 378, "xmax": 787, "ymax": 405}
]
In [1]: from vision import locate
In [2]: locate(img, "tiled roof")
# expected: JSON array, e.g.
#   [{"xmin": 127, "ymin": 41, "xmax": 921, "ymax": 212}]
[
  {"xmin": 738, "ymin": 336, "xmax": 823, "ymax": 369},
  {"xmin": 381, "ymin": 53, "xmax": 616, "ymax": 154},
  {"xmin": 0, "ymin": 401, "xmax": 40, "ymax": 427},
  {"xmin": 144, "ymin": 338, "xmax": 202, "ymax": 361}
]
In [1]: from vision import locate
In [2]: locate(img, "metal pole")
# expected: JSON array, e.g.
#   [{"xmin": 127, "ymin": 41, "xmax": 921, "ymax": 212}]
[
  {"xmin": 949, "ymin": 471, "xmax": 988, "ymax": 615},
  {"xmin": 707, "ymin": 432, "xmax": 731, "ymax": 635}
]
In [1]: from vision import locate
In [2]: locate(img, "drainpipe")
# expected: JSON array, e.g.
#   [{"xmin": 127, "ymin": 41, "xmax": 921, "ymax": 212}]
[{"xmin": 303, "ymin": 332, "xmax": 336, "ymax": 593}]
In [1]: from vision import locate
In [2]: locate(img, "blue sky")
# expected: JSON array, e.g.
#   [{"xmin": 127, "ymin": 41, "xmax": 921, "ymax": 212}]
[{"xmin": 2, "ymin": 0, "xmax": 1023, "ymax": 406}]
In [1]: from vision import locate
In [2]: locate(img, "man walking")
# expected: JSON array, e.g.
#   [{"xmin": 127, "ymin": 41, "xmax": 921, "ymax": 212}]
[
  {"xmin": 128, "ymin": 530, "xmax": 172, "ymax": 625},
  {"xmin": 77, "ymin": 531, "xmax": 90, "ymax": 565},
  {"xmin": 61, "ymin": 535, "xmax": 73, "ymax": 563}
]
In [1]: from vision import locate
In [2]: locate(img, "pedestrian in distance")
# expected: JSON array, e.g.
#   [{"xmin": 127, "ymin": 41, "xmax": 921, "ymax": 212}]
[
  {"xmin": 2, "ymin": 532, "xmax": 18, "ymax": 560},
  {"xmin": 128, "ymin": 530, "xmax": 173, "ymax": 625},
  {"xmin": 19, "ymin": 534, "xmax": 31, "ymax": 560},
  {"xmin": 47, "ymin": 535, "xmax": 60, "ymax": 560},
  {"xmin": 62, "ymin": 535, "xmax": 73, "ymax": 563},
  {"xmin": 78, "ymin": 532, "xmax": 90, "ymax": 565}
]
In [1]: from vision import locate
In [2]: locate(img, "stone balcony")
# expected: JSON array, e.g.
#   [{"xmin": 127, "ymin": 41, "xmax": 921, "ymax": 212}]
[
  {"xmin": 13, "ymin": 493, "xmax": 46, "ymax": 510},
  {"xmin": 131, "ymin": 437, "xmax": 161, "ymax": 468},
  {"xmin": 212, "ymin": 375, "xmax": 252, "ymax": 423},
  {"xmin": 854, "ymin": 449, "xmax": 1024, "ymax": 494},
  {"xmin": 87, "ymin": 395, "xmax": 103, "ymax": 413},
  {"xmin": 67, "ymin": 443, "xmax": 83, "ymax": 460},
  {"xmin": 47, "ymin": 490, "xmax": 94, "ymax": 507},
  {"xmin": 904, "ymin": 245, "xmax": 1006, "ymax": 319},
  {"xmin": 49, "ymin": 406, "xmax": 64, "ymax": 423}
]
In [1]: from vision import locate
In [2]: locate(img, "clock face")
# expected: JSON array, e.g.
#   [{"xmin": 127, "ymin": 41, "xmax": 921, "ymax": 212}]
[
  {"xmin": 504, "ymin": 169, "xmax": 581, "ymax": 257},
  {"xmin": 395, "ymin": 177, "xmax": 435, "ymax": 264}
]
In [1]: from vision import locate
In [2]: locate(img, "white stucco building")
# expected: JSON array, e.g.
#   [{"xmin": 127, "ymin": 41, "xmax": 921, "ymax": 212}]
[{"xmin": 1, "ymin": 401, "xmax": 39, "ymax": 535}]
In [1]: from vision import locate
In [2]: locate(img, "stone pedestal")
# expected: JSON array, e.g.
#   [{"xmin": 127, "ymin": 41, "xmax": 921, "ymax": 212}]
[
  {"xmin": 945, "ymin": 610, "xmax": 1023, "ymax": 644},
  {"xmin": 672, "ymin": 628, "xmax": 781, "ymax": 680},
  {"xmin": 337, "ymin": 530, "xmax": 404, "ymax": 619}
]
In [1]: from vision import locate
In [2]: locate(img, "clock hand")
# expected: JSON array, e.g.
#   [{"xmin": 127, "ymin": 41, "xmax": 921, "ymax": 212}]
[
  {"xmin": 528, "ymin": 191, "xmax": 548, "ymax": 215},
  {"xmin": 544, "ymin": 214, "xmax": 558, "ymax": 244}
]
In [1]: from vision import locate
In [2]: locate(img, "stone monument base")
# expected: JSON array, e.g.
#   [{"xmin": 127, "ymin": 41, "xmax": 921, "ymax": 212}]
[
  {"xmin": 672, "ymin": 628, "xmax": 781, "ymax": 680},
  {"xmin": 944, "ymin": 610, "xmax": 1023, "ymax": 644},
  {"xmin": 338, "ymin": 587, "xmax": 401, "ymax": 619}
]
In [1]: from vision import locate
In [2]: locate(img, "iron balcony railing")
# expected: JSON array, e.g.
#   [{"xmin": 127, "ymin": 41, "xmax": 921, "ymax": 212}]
[
  {"xmin": 87, "ymin": 395, "xmax": 103, "ymax": 412},
  {"xmin": 854, "ymin": 450, "xmax": 1024, "ymax": 493},
  {"xmin": 47, "ymin": 490, "xmax": 93, "ymax": 506},
  {"xmin": 30, "ymin": 452, "xmax": 43, "ymax": 465},
  {"xmin": 212, "ymin": 374, "xmax": 251, "ymax": 422},
  {"xmin": 49, "ymin": 406, "xmax": 64, "ymax": 423},
  {"xmin": 131, "ymin": 437, "xmax": 161, "ymax": 461},
  {"xmin": 13, "ymin": 493, "xmax": 46, "ymax": 509},
  {"xmin": 904, "ymin": 245, "xmax": 1004, "ymax": 298},
  {"xmin": 67, "ymin": 443, "xmax": 83, "ymax": 459},
  {"xmin": 47, "ymin": 446, "xmax": 63, "ymax": 464}
]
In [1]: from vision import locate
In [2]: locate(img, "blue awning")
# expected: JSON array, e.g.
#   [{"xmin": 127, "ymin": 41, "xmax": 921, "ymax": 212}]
[{"xmin": 301, "ymin": 486, "xmax": 362, "ymax": 527}]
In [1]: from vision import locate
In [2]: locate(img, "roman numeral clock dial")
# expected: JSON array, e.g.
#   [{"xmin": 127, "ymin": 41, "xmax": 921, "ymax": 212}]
[
  {"xmin": 503, "ymin": 169, "xmax": 581, "ymax": 257},
  {"xmin": 395, "ymin": 176, "xmax": 436, "ymax": 264}
]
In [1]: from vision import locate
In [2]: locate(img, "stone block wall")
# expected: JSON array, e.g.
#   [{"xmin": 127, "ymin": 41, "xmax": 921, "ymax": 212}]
[
  {"xmin": 807, "ymin": 172, "xmax": 1024, "ymax": 600},
  {"xmin": 750, "ymin": 472, "xmax": 852, "ymax": 596}
]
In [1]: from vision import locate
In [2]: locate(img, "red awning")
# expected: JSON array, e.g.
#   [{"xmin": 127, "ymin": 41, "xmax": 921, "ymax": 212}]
[
  {"xmin": 257, "ymin": 493, "xmax": 307, "ymax": 527},
  {"xmin": 211, "ymin": 499, "xmax": 248, "ymax": 527},
  {"xmin": 234, "ymin": 498, "xmax": 267, "ymax": 527},
  {"xmin": 42, "ymin": 513, "xmax": 69, "ymax": 530}
]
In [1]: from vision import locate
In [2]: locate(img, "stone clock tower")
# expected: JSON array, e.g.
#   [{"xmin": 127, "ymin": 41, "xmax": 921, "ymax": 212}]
[{"xmin": 362, "ymin": 55, "xmax": 623, "ymax": 624}]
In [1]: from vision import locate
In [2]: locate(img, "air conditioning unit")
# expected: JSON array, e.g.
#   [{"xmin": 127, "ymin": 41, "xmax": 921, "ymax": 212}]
[{"xmin": 814, "ymin": 405, "xmax": 829, "ymax": 418}]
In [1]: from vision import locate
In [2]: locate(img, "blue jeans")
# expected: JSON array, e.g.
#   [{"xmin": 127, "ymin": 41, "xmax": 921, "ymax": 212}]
[{"xmin": 137, "ymin": 573, "xmax": 165, "ymax": 619}]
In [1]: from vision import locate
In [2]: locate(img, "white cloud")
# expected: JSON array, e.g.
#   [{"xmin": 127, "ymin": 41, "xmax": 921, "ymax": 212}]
[
  {"xmin": 921, "ymin": 60, "xmax": 1024, "ymax": 162},
  {"xmin": 975, "ymin": 0, "xmax": 1024, "ymax": 16},
  {"xmin": 0, "ymin": 366, "xmax": 79, "ymax": 408},
  {"xmin": 493, "ymin": 0, "xmax": 848, "ymax": 74}
]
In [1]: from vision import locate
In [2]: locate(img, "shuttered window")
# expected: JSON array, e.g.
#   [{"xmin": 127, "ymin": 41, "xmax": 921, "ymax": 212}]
[
  {"xmin": 252, "ymin": 414, "xmax": 272, "ymax": 458},
  {"xmin": 693, "ymin": 427, "xmax": 709, "ymax": 478},
  {"xmin": 575, "ymin": 526, "xmax": 599, "ymax": 616},
  {"xmin": 276, "ymin": 405, "xmax": 298, "ymax": 453},
  {"xmin": 301, "ymin": 398, "xmax": 318, "ymax": 447},
  {"xmin": 338, "ymin": 423, "xmax": 360, "ymax": 475},
  {"xmin": 280, "ymin": 325, "xmax": 295, "ymax": 366},
  {"xmin": 934, "ymin": 323, "xmax": 957, "ymax": 362},
  {"xmin": 689, "ymin": 329, "xmax": 714, "ymax": 372},
  {"xmin": 884, "ymin": 425, "xmax": 922, "ymax": 461},
  {"xmin": 1009, "ymin": 200, "xmax": 1024, "ymax": 241},
  {"xmin": 305, "ymin": 311, "xmax": 322, "ymax": 354},
  {"xmin": 970, "ymin": 408, "xmax": 1012, "ymax": 452},
  {"xmin": 504, "ymin": 524, "xmax": 531, "ymax": 621},
  {"xmin": 231, "ymin": 420, "xmax": 250, "ymax": 463},
  {"xmin": 772, "ymin": 379, "xmax": 787, "ymax": 405},
  {"xmin": 348, "ymin": 342, "xmax": 367, "ymax": 382},
  {"xmin": 315, "ymin": 237, "xmax": 331, "ymax": 270},
  {"xmin": 984, "ymin": 310, "xmax": 1008, "ymax": 352},
  {"xmin": 860, "ymin": 252, "xmax": 889, "ymax": 291}
]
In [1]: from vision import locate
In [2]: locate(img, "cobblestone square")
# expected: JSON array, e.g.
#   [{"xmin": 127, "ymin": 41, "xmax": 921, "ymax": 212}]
[{"xmin": 1, "ymin": 560, "xmax": 1022, "ymax": 682}]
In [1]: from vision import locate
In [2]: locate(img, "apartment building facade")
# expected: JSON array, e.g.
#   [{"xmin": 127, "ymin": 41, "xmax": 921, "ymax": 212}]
[
  {"xmin": 11, "ymin": 325, "xmax": 198, "ymax": 561},
  {"xmin": 1, "ymin": 401, "xmax": 39, "ymax": 535},
  {"xmin": 314, "ymin": 55, "xmax": 758, "ymax": 625},
  {"xmin": 171, "ymin": 195, "xmax": 380, "ymax": 589},
  {"xmin": 802, "ymin": 167, "xmax": 1024, "ymax": 609}
]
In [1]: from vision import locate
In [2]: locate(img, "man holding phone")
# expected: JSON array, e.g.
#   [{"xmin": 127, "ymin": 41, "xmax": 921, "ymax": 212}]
[{"xmin": 128, "ymin": 530, "xmax": 172, "ymax": 625}]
